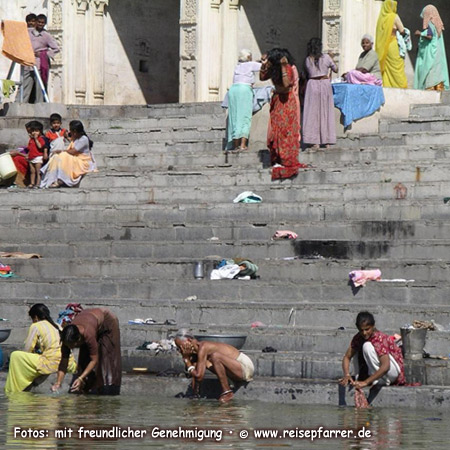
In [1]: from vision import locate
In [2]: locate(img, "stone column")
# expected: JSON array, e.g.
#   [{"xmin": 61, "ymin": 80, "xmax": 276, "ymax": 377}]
[
  {"xmin": 73, "ymin": 0, "xmax": 88, "ymax": 104},
  {"xmin": 48, "ymin": 0, "xmax": 64, "ymax": 103},
  {"xmin": 322, "ymin": 0, "xmax": 342, "ymax": 72},
  {"xmin": 220, "ymin": 0, "xmax": 239, "ymax": 95},
  {"xmin": 207, "ymin": 0, "xmax": 223, "ymax": 101},
  {"xmin": 91, "ymin": 0, "xmax": 108, "ymax": 104},
  {"xmin": 179, "ymin": 0, "xmax": 198, "ymax": 102}
]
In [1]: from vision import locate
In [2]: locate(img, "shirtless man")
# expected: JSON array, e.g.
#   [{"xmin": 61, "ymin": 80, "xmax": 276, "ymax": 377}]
[{"xmin": 174, "ymin": 329, "xmax": 254, "ymax": 403}]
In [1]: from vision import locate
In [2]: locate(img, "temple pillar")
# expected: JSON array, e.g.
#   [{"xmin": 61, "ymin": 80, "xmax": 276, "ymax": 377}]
[
  {"xmin": 220, "ymin": 0, "xmax": 239, "ymax": 95},
  {"xmin": 179, "ymin": 0, "xmax": 199, "ymax": 102},
  {"xmin": 207, "ymin": 0, "xmax": 223, "ymax": 101},
  {"xmin": 90, "ymin": 0, "xmax": 108, "ymax": 104},
  {"xmin": 48, "ymin": 0, "xmax": 64, "ymax": 103},
  {"xmin": 72, "ymin": 0, "xmax": 88, "ymax": 104}
]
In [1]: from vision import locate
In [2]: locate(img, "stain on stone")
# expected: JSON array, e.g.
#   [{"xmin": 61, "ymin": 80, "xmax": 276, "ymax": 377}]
[
  {"xmin": 102, "ymin": 234, "xmax": 114, "ymax": 241},
  {"xmin": 361, "ymin": 221, "xmax": 415, "ymax": 239},
  {"xmin": 292, "ymin": 240, "xmax": 391, "ymax": 259},
  {"xmin": 120, "ymin": 228, "xmax": 132, "ymax": 240}
]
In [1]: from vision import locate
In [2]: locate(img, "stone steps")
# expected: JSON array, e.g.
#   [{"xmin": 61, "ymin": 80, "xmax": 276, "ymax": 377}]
[
  {"xmin": 2, "ymin": 99, "xmax": 450, "ymax": 388},
  {"xmin": 4, "ymin": 257, "xmax": 450, "ymax": 283},
  {"xmin": 2, "ymin": 237, "xmax": 450, "ymax": 260},
  {"xmin": 3, "ymin": 314, "xmax": 449, "ymax": 356},
  {"xmin": 1, "ymin": 200, "xmax": 448, "ymax": 223},
  {"xmin": 0, "ymin": 219, "xmax": 448, "ymax": 241},
  {"xmin": 1, "ymin": 277, "xmax": 448, "ymax": 305}
]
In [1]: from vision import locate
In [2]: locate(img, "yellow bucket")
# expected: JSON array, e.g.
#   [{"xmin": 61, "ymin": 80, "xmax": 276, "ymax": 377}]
[{"xmin": 0, "ymin": 153, "xmax": 17, "ymax": 180}]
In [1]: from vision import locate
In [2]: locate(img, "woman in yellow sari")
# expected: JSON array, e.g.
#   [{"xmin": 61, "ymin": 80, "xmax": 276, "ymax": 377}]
[
  {"xmin": 376, "ymin": 0, "xmax": 407, "ymax": 88},
  {"xmin": 4, "ymin": 304, "xmax": 76, "ymax": 393}
]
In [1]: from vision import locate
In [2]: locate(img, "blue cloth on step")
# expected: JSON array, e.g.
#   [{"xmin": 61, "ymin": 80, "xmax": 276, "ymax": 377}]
[{"xmin": 332, "ymin": 83, "xmax": 385, "ymax": 128}]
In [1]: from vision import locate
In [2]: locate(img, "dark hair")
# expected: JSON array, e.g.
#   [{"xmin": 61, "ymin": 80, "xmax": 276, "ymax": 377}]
[
  {"xmin": 307, "ymin": 38, "xmax": 323, "ymax": 68},
  {"xmin": 61, "ymin": 324, "xmax": 81, "ymax": 347},
  {"xmin": 36, "ymin": 14, "xmax": 47, "ymax": 23},
  {"xmin": 356, "ymin": 311, "xmax": 375, "ymax": 329},
  {"xmin": 266, "ymin": 47, "xmax": 294, "ymax": 85},
  {"xmin": 50, "ymin": 113, "xmax": 62, "ymax": 123},
  {"xmin": 69, "ymin": 120, "xmax": 93, "ymax": 149},
  {"xmin": 29, "ymin": 303, "xmax": 60, "ymax": 332},
  {"xmin": 25, "ymin": 121, "xmax": 34, "ymax": 129},
  {"xmin": 28, "ymin": 120, "xmax": 44, "ymax": 133},
  {"xmin": 26, "ymin": 13, "xmax": 37, "ymax": 22}
]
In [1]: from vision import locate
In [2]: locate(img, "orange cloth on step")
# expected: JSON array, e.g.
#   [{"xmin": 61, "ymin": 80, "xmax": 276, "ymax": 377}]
[{"xmin": 1, "ymin": 20, "xmax": 35, "ymax": 67}]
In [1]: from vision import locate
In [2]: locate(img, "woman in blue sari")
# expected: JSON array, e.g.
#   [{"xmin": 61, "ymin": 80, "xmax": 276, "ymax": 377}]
[{"xmin": 414, "ymin": 5, "xmax": 449, "ymax": 91}]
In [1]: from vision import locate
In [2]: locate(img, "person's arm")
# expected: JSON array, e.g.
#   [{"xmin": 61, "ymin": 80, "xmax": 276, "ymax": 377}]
[
  {"xmin": 395, "ymin": 15, "xmax": 405, "ymax": 35},
  {"xmin": 51, "ymin": 345, "xmax": 70, "ymax": 391},
  {"xmin": 260, "ymin": 54, "xmax": 270, "ymax": 81},
  {"xmin": 280, "ymin": 57, "xmax": 291, "ymax": 89},
  {"xmin": 354, "ymin": 354, "xmax": 390, "ymax": 389},
  {"xmin": 23, "ymin": 324, "xmax": 39, "ymax": 353},
  {"xmin": 339, "ymin": 345, "xmax": 356, "ymax": 386},
  {"xmin": 328, "ymin": 53, "xmax": 338, "ymax": 74},
  {"xmin": 191, "ymin": 345, "xmax": 208, "ymax": 381},
  {"xmin": 70, "ymin": 355, "xmax": 98, "ymax": 392},
  {"xmin": 45, "ymin": 32, "xmax": 60, "ymax": 59},
  {"xmin": 415, "ymin": 26, "xmax": 433, "ymax": 40}
]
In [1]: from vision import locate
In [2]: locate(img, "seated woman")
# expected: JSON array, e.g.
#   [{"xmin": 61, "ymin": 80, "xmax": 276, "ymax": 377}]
[
  {"xmin": 344, "ymin": 35, "xmax": 382, "ymax": 86},
  {"xmin": 5, "ymin": 304, "xmax": 76, "ymax": 393},
  {"xmin": 52, "ymin": 308, "xmax": 121, "ymax": 395},
  {"xmin": 40, "ymin": 120, "xmax": 96, "ymax": 188}
]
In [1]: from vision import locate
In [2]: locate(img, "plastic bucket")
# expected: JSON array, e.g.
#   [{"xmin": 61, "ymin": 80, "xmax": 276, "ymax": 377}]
[
  {"xmin": 401, "ymin": 327, "xmax": 427, "ymax": 360},
  {"xmin": 0, "ymin": 153, "xmax": 17, "ymax": 180}
]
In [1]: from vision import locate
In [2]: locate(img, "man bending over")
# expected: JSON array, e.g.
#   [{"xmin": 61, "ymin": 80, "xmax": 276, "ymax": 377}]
[{"xmin": 174, "ymin": 329, "xmax": 254, "ymax": 403}]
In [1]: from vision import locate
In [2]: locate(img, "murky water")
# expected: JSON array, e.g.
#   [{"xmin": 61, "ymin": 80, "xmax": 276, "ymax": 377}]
[{"xmin": 0, "ymin": 392, "xmax": 449, "ymax": 449}]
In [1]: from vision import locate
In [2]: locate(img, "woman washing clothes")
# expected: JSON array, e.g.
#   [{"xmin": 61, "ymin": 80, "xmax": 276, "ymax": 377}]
[
  {"xmin": 260, "ymin": 48, "xmax": 304, "ymax": 180},
  {"xmin": 414, "ymin": 4, "xmax": 449, "ymax": 91},
  {"xmin": 5, "ymin": 304, "xmax": 76, "ymax": 393},
  {"xmin": 302, "ymin": 38, "xmax": 338, "ymax": 149},
  {"xmin": 40, "ymin": 120, "xmax": 96, "ymax": 188},
  {"xmin": 375, "ymin": 0, "xmax": 408, "ymax": 88},
  {"xmin": 226, "ymin": 49, "xmax": 262, "ymax": 151},
  {"xmin": 344, "ymin": 35, "xmax": 382, "ymax": 86},
  {"xmin": 51, "ymin": 308, "xmax": 121, "ymax": 395}
]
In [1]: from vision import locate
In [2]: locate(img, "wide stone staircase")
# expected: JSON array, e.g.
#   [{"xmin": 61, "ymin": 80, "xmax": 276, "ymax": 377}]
[{"xmin": 1, "ymin": 98, "xmax": 450, "ymax": 388}]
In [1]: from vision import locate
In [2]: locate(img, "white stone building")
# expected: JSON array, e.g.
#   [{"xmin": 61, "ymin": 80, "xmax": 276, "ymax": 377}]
[{"xmin": 0, "ymin": 0, "xmax": 449, "ymax": 105}]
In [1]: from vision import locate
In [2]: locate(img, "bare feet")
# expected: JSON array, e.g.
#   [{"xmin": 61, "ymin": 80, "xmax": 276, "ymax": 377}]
[{"xmin": 218, "ymin": 389, "xmax": 234, "ymax": 403}]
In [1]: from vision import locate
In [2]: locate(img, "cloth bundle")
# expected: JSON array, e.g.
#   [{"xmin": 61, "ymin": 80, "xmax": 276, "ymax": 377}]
[{"xmin": 349, "ymin": 269, "xmax": 381, "ymax": 287}]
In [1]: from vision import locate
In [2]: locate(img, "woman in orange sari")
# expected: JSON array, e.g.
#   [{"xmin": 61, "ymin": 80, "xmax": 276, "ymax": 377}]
[{"xmin": 260, "ymin": 48, "xmax": 304, "ymax": 180}]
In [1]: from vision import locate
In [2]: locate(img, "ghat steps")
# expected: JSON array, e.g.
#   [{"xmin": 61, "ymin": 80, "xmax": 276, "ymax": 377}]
[{"xmin": 1, "ymin": 99, "xmax": 450, "ymax": 390}]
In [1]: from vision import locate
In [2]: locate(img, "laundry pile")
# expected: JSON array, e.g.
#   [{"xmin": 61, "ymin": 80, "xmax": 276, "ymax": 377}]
[
  {"xmin": 0, "ymin": 263, "xmax": 13, "ymax": 277},
  {"xmin": 136, "ymin": 338, "xmax": 177, "ymax": 355},
  {"xmin": 210, "ymin": 258, "xmax": 258, "ymax": 280}
]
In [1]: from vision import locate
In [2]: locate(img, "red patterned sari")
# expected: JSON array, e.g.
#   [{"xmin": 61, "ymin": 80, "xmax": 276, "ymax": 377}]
[{"xmin": 263, "ymin": 64, "xmax": 303, "ymax": 180}]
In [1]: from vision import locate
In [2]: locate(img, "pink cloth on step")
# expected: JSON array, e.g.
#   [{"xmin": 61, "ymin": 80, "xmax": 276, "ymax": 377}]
[
  {"xmin": 349, "ymin": 269, "xmax": 381, "ymax": 287},
  {"xmin": 346, "ymin": 70, "xmax": 382, "ymax": 86}
]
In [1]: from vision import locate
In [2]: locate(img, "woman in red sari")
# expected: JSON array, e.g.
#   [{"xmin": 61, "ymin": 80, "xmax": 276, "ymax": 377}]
[{"xmin": 260, "ymin": 48, "xmax": 304, "ymax": 180}]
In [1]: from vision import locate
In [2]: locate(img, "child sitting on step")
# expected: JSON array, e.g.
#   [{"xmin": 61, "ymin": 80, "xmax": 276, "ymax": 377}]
[{"xmin": 45, "ymin": 113, "xmax": 68, "ymax": 156}]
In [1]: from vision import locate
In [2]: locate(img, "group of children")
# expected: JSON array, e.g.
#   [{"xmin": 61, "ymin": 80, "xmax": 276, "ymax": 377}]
[{"xmin": 12, "ymin": 113, "xmax": 68, "ymax": 188}]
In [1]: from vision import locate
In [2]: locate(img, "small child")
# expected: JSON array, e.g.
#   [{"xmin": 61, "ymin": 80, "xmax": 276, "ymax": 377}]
[
  {"xmin": 27, "ymin": 122, "xmax": 47, "ymax": 188},
  {"xmin": 45, "ymin": 113, "xmax": 68, "ymax": 155}
]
